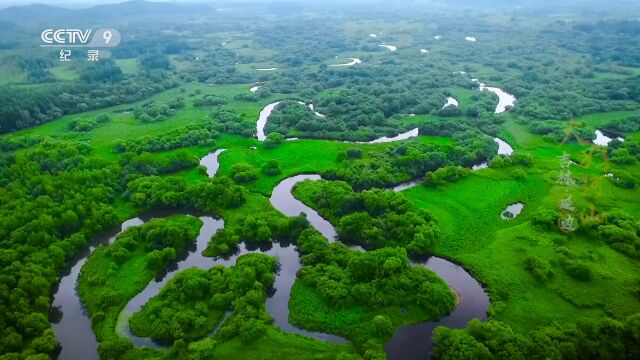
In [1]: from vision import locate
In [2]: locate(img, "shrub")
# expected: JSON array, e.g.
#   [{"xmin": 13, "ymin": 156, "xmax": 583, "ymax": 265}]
[
  {"xmin": 610, "ymin": 170, "xmax": 636, "ymax": 188},
  {"xmin": 424, "ymin": 166, "xmax": 470, "ymax": 187},
  {"xmin": 524, "ymin": 256, "xmax": 554, "ymax": 281},
  {"xmin": 511, "ymin": 169, "xmax": 527, "ymax": 180},
  {"xmin": 264, "ymin": 132, "xmax": 285, "ymax": 148},
  {"xmin": 67, "ymin": 119, "xmax": 96, "ymax": 132},
  {"xmin": 347, "ymin": 148, "xmax": 363, "ymax": 159},
  {"xmin": 512, "ymin": 152, "xmax": 534, "ymax": 167},
  {"xmin": 262, "ymin": 160, "xmax": 281, "ymax": 176},
  {"xmin": 231, "ymin": 163, "xmax": 258, "ymax": 183},
  {"xmin": 561, "ymin": 259, "xmax": 593, "ymax": 282},
  {"xmin": 533, "ymin": 209, "xmax": 559, "ymax": 229},
  {"xmin": 95, "ymin": 113, "xmax": 111, "ymax": 123}
]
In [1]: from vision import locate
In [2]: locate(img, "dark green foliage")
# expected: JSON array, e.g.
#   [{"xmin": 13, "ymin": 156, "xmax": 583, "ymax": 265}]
[
  {"xmin": 17, "ymin": 57, "xmax": 54, "ymax": 83},
  {"xmin": 205, "ymin": 228, "xmax": 240, "ymax": 256},
  {"xmin": 0, "ymin": 78, "xmax": 177, "ymax": 133},
  {"xmin": 511, "ymin": 169, "xmax": 527, "ymax": 180},
  {"xmin": 511, "ymin": 152, "xmax": 534, "ymax": 167},
  {"xmin": 0, "ymin": 135, "xmax": 43, "ymax": 152},
  {"xmin": 346, "ymin": 148, "xmax": 362, "ymax": 159},
  {"xmin": 265, "ymin": 96, "xmax": 421, "ymax": 142},
  {"xmin": 601, "ymin": 116, "xmax": 640, "ymax": 136},
  {"xmin": 433, "ymin": 327, "xmax": 491, "ymax": 360},
  {"xmin": 262, "ymin": 160, "xmax": 281, "ymax": 176},
  {"xmin": 133, "ymin": 98, "xmax": 184, "ymax": 122},
  {"xmin": 129, "ymin": 254, "xmax": 277, "ymax": 343},
  {"xmin": 323, "ymin": 140, "xmax": 478, "ymax": 191},
  {"xmin": 593, "ymin": 209, "xmax": 640, "ymax": 258},
  {"xmin": 0, "ymin": 141, "xmax": 120, "ymax": 356},
  {"xmin": 297, "ymin": 230, "xmax": 454, "ymax": 313},
  {"xmin": 489, "ymin": 155, "xmax": 512, "ymax": 168},
  {"xmin": 230, "ymin": 163, "xmax": 258, "ymax": 183},
  {"xmin": 120, "ymin": 150, "xmax": 199, "ymax": 177},
  {"xmin": 113, "ymin": 121, "xmax": 219, "ymax": 153},
  {"xmin": 433, "ymin": 315, "xmax": 640, "ymax": 360},
  {"xmin": 78, "ymin": 59, "xmax": 124, "ymax": 83},
  {"xmin": 140, "ymin": 53, "xmax": 171, "ymax": 70},
  {"xmin": 193, "ymin": 94, "xmax": 228, "ymax": 107},
  {"xmin": 126, "ymin": 175, "xmax": 247, "ymax": 211},
  {"xmin": 294, "ymin": 179, "xmax": 439, "ymax": 253},
  {"xmin": 67, "ymin": 119, "xmax": 97, "ymax": 132},
  {"xmin": 609, "ymin": 140, "xmax": 640, "ymax": 165},
  {"xmin": 560, "ymin": 259, "xmax": 593, "ymax": 282},
  {"xmin": 424, "ymin": 166, "xmax": 470, "ymax": 187},
  {"xmin": 264, "ymin": 132, "xmax": 285, "ymax": 148},
  {"xmin": 524, "ymin": 256, "xmax": 554, "ymax": 281},
  {"xmin": 205, "ymin": 214, "xmax": 308, "ymax": 256},
  {"xmin": 98, "ymin": 338, "xmax": 133, "ymax": 360},
  {"xmin": 95, "ymin": 114, "xmax": 111, "ymax": 123},
  {"xmin": 209, "ymin": 109, "xmax": 256, "ymax": 137},
  {"xmin": 533, "ymin": 209, "xmax": 560, "ymax": 229},
  {"xmin": 609, "ymin": 169, "xmax": 637, "ymax": 188}
]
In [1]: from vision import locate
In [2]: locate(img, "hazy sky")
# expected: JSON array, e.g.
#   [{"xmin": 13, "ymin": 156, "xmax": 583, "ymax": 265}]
[{"xmin": 0, "ymin": 0, "xmax": 632, "ymax": 10}]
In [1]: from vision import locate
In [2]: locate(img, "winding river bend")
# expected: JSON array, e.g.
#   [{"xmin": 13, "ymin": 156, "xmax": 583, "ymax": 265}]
[
  {"xmin": 256, "ymin": 102, "xmax": 419, "ymax": 144},
  {"xmin": 52, "ymin": 156, "xmax": 488, "ymax": 360}
]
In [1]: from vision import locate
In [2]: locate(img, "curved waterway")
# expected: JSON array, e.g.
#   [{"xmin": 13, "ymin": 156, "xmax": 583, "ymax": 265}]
[
  {"xmin": 443, "ymin": 97, "xmax": 459, "ymax": 109},
  {"xmin": 471, "ymin": 79, "xmax": 516, "ymax": 114},
  {"xmin": 379, "ymin": 44, "xmax": 397, "ymax": 51},
  {"xmin": 256, "ymin": 102, "xmax": 418, "ymax": 143},
  {"xmin": 395, "ymin": 136, "xmax": 514, "ymax": 188},
  {"xmin": 329, "ymin": 57, "xmax": 362, "ymax": 67},
  {"xmin": 199, "ymin": 149, "xmax": 226, "ymax": 177},
  {"xmin": 116, "ymin": 215, "xmax": 347, "ymax": 347},
  {"xmin": 271, "ymin": 175, "xmax": 490, "ymax": 360},
  {"xmin": 53, "ymin": 173, "xmax": 488, "ymax": 360}
]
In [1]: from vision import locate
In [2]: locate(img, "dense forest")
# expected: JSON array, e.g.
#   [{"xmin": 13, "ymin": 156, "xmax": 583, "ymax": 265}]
[{"xmin": 1, "ymin": 0, "xmax": 640, "ymax": 359}]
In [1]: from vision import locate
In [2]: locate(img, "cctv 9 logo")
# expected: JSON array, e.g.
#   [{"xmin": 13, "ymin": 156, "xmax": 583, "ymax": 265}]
[{"xmin": 40, "ymin": 28, "xmax": 121, "ymax": 47}]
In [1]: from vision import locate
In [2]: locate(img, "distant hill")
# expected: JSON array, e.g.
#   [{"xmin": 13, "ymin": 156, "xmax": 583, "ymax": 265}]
[{"xmin": 0, "ymin": 0, "xmax": 211, "ymax": 25}]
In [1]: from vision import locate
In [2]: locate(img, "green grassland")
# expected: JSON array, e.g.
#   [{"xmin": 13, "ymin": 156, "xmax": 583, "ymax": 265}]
[
  {"xmin": 6, "ymin": 82, "xmax": 269, "ymax": 158},
  {"xmin": 400, "ymin": 118, "xmax": 640, "ymax": 333},
  {"xmin": 79, "ymin": 215, "xmax": 202, "ymax": 343},
  {"xmin": 49, "ymin": 63, "xmax": 80, "ymax": 81},
  {"xmin": 115, "ymin": 58, "xmax": 141, "ymax": 75},
  {"xmin": 289, "ymin": 280, "xmax": 443, "ymax": 349},
  {"xmin": 189, "ymin": 327, "xmax": 358, "ymax": 359}
]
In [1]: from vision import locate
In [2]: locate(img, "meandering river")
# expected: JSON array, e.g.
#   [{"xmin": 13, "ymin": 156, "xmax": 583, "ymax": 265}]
[
  {"xmin": 255, "ymin": 102, "xmax": 419, "ymax": 143},
  {"xmin": 471, "ymin": 79, "xmax": 516, "ymax": 114},
  {"xmin": 52, "ymin": 167, "xmax": 489, "ymax": 359}
]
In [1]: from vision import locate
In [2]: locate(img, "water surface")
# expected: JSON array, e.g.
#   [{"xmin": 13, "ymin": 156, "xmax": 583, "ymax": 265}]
[
  {"xmin": 199, "ymin": 149, "xmax": 226, "ymax": 177},
  {"xmin": 501, "ymin": 203, "xmax": 524, "ymax": 219},
  {"xmin": 593, "ymin": 130, "xmax": 624, "ymax": 146},
  {"xmin": 329, "ymin": 58, "xmax": 362, "ymax": 67},
  {"xmin": 379, "ymin": 44, "xmax": 397, "ymax": 51}
]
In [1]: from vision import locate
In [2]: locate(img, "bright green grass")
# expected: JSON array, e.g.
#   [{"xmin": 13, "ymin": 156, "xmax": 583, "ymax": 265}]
[
  {"xmin": 79, "ymin": 215, "xmax": 203, "ymax": 342},
  {"xmin": 576, "ymin": 109, "xmax": 640, "ymax": 128},
  {"xmin": 2, "ymin": 82, "xmax": 268, "ymax": 158},
  {"xmin": 448, "ymin": 87, "xmax": 479, "ymax": 111},
  {"xmin": 190, "ymin": 327, "xmax": 358, "ymax": 359},
  {"xmin": 216, "ymin": 136, "xmax": 451, "ymax": 196},
  {"xmin": 289, "ymin": 281, "xmax": 443, "ymax": 347},
  {"xmin": 402, "ymin": 145, "xmax": 640, "ymax": 333}
]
